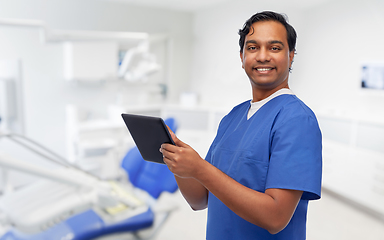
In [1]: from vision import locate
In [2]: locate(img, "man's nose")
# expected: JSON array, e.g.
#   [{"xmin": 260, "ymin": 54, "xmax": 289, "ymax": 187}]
[{"xmin": 256, "ymin": 48, "xmax": 270, "ymax": 62}]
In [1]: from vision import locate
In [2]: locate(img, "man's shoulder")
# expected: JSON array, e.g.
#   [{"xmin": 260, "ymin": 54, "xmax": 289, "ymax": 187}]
[
  {"xmin": 281, "ymin": 95, "xmax": 316, "ymax": 117},
  {"xmin": 273, "ymin": 95, "xmax": 319, "ymax": 126},
  {"xmin": 230, "ymin": 100, "xmax": 250, "ymax": 113},
  {"xmin": 218, "ymin": 100, "xmax": 250, "ymax": 126}
]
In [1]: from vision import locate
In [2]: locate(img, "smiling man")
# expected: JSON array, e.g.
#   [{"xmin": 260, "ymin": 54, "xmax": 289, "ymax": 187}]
[
  {"xmin": 160, "ymin": 11, "xmax": 322, "ymax": 240},
  {"xmin": 240, "ymin": 19, "xmax": 295, "ymax": 101}
]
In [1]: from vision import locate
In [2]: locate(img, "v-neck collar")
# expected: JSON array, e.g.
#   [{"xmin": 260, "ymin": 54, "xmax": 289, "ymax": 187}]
[{"xmin": 247, "ymin": 88, "xmax": 295, "ymax": 120}]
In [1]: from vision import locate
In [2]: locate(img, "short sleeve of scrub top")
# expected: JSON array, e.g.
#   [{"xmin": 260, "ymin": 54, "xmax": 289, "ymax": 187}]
[{"xmin": 266, "ymin": 108, "xmax": 322, "ymax": 200}]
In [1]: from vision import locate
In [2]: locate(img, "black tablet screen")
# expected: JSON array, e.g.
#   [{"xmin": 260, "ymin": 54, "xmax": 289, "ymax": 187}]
[{"xmin": 121, "ymin": 113, "xmax": 175, "ymax": 164}]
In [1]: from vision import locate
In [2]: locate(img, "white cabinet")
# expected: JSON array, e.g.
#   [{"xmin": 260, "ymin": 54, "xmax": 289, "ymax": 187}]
[
  {"xmin": 0, "ymin": 18, "xmax": 157, "ymax": 82},
  {"xmin": 63, "ymin": 41, "xmax": 119, "ymax": 81}
]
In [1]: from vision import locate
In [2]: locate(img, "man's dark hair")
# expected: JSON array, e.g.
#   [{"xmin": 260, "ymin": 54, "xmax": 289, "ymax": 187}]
[{"xmin": 238, "ymin": 11, "xmax": 297, "ymax": 54}]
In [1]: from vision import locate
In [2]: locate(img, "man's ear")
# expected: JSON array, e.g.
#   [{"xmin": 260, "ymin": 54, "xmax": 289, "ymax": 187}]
[
  {"xmin": 240, "ymin": 52, "xmax": 244, "ymax": 69},
  {"xmin": 289, "ymin": 50, "xmax": 295, "ymax": 68}
]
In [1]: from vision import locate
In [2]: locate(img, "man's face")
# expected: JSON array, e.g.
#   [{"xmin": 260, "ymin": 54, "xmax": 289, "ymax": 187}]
[{"xmin": 240, "ymin": 20, "xmax": 294, "ymax": 95}]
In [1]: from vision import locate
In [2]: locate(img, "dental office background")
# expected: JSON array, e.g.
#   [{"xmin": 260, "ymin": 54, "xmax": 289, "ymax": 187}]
[{"xmin": 0, "ymin": 0, "xmax": 384, "ymax": 239}]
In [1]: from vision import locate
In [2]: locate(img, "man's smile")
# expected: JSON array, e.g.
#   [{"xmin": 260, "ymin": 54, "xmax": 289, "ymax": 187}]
[{"xmin": 254, "ymin": 67, "xmax": 275, "ymax": 72}]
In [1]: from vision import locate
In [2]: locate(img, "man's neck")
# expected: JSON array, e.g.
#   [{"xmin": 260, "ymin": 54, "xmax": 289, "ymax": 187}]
[{"xmin": 252, "ymin": 85, "xmax": 290, "ymax": 102}]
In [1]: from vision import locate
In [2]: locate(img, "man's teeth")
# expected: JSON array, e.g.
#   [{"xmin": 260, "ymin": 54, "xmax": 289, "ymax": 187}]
[{"xmin": 257, "ymin": 68, "xmax": 272, "ymax": 71}]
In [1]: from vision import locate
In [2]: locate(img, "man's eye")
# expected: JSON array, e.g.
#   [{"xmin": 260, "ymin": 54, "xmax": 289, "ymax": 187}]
[
  {"xmin": 271, "ymin": 47, "xmax": 281, "ymax": 51},
  {"xmin": 248, "ymin": 46, "xmax": 257, "ymax": 50}
]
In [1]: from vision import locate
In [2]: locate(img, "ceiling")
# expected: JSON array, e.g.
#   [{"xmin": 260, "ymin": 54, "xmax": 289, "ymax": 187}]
[
  {"xmin": 100, "ymin": 0, "xmax": 334, "ymax": 12},
  {"xmin": 99, "ymin": 0, "xmax": 232, "ymax": 12}
]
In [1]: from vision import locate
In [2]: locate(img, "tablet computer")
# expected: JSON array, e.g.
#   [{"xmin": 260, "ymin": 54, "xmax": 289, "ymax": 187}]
[{"xmin": 121, "ymin": 113, "xmax": 175, "ymax": 164}]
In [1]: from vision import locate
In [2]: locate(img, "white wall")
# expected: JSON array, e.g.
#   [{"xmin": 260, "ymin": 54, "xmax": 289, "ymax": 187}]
[
  {"xmin": 292, "ymin": 0, "xmax": 384, "ymax": 117},
  {"xmin": 0, "ymin": 0, "xmax": 193, "ymax": 158}
]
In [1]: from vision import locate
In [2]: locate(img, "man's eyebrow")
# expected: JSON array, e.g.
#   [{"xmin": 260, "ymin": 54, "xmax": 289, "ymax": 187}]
[
  {"xmin": 269, "ymin": 40, "xmax": 285, "ymax": 46},
  {"xmin": 245, "ymin": 40, "xmax": 285, "ymax": 46},
  {"xmin": 245, "ymin": 40, "xmax": 257, "ymax": 45}
]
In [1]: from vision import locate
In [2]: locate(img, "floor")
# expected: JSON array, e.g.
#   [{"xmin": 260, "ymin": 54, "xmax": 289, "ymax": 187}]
[
  {"xmin": 154, "ymin": 188, "xmax": 384, "ymax": 240},
  {"xmin": 306, "ymin": 189, "xmax": 384, "ymax": 240}
]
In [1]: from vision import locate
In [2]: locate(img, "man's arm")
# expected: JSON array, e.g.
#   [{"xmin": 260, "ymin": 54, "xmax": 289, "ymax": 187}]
[
  {"xmin": 162, "ymin": 128, "xmax": 209, "ymax": 210},
  {"xmin": 193, "ymin": 160, "xmax": 302, "ymax": 234},
  {"xmin": 161, "ymin": 133, "xmax": 302, "ymax": 234},
  {"xmin": 174, "ymin": 176, "xmax": 208, "ymax": 210}
]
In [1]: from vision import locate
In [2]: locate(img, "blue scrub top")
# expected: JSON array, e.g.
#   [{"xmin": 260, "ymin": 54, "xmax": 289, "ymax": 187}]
[{"xmin": 205, "ymin": 94, "xmax": 322, "ymax": 240}]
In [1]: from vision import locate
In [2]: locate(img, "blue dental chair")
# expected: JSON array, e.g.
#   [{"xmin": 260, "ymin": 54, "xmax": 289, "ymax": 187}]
[{"xmin": 0, "ymin": 118, "xmax": 178, "ymax": 240}]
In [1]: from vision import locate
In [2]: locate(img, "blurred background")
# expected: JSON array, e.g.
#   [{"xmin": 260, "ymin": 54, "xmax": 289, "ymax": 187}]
[{"xmin": 0, "ymin": 0, "xmax": 384, "ymax": 239}]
